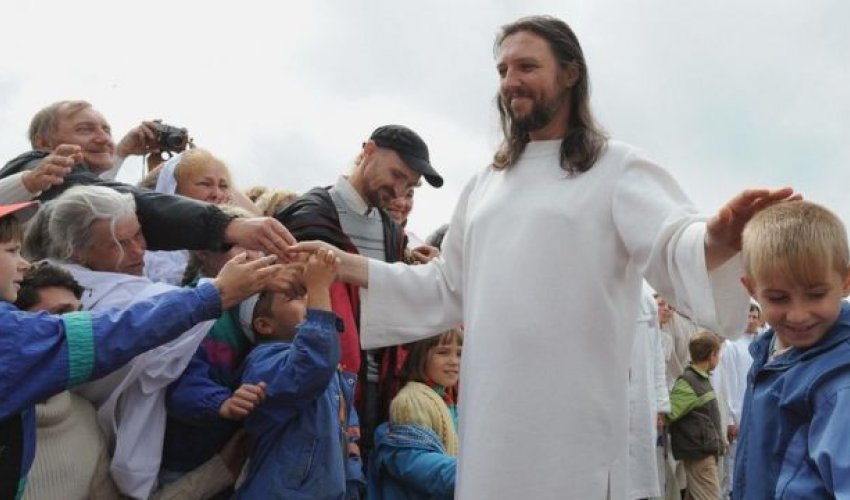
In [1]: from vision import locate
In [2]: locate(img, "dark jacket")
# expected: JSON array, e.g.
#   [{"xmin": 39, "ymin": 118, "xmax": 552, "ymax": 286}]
[
  {"xmin": 0, "ymin": 151, "xmax": 233, "ymax": 251},
  {"xmin": 668, "ymin": 365, "xmax": 723, "ymax": 461},
  {"xmin": 276, "ymin": 187, "xmax": 406, "ymax": 407}
]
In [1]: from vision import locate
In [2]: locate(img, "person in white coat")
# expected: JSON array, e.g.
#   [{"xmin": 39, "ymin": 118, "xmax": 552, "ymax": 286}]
[
  {"xmin": 293, "ymin": 15, "xmax": 796, "ymax": 499},
  {"xmin": 627, "ymin": 284, "xmax": 671, "ymax": 499},
  {"xmin": 712, "ymin": 303, "xmax": 761, "ymax": 496}
]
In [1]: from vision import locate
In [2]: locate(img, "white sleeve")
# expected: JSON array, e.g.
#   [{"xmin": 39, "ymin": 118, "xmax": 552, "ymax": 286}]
[
  {"xmin": 612, "ymin": 150, "xmax": 749, "ymax": 339},
  {"xmin": 653, "ymin": 326, "xmax": 671, "ymax": 413},
  {"xmin": 359, "ymin": 174, "xmax": 477, "ymax": 349},
  {"xmin": 0, "ymin": 172, "xmax": 37, "ymax": 203}
]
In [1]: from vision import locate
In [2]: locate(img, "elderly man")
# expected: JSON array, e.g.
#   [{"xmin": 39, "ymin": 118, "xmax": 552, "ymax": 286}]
[
  {"xmin": 0, "ymin": 100, "xmax": 294, "ymax": 259},
  {"xmin": 295, "ymin": 15, "xmax": 797, "ymax": 499}
]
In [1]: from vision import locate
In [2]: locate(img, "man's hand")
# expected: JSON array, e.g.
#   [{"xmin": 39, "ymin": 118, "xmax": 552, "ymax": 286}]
[
  {"xmin": 223, "ymin": 217, "xmax": 296, "ymax": 261},
  {"xmin": 115, "ymin": 120, "xmax": 160, "ymax": 158},
  {"xmin": 264, "ymin": 262, "xmax": 306, "ymax": 296},
  {"xmin": 219, "ymin": 382, "xmax": 267, "ymax": 420},
  {"xmin": 411, "ymin": 244, "xmax": 440, "ymax": 264},
  {"xmin": 705, "ymin": 187, "xmax": 801, "ymax": 270},
  {"xmin": 213, "ymin": 253, "xmax": 282, "ymax": 309},
  {"xmin": 22, "ymin": 144, "xmax": 82, "ymax": 193},
  {"xmin": 727, "ymin": 423, "xmax": 738, "ymax": 443},
  {"xmin": 289, "ymin": 240, "xmax": 369, "ymax": 287}
]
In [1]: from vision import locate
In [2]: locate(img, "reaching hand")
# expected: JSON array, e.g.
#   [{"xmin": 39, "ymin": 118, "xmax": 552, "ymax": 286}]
[
  {"xmin": 214, "ymin": 253, "xmax": 282, "ymax": 309},
  {"xmin": 304, "ymin": 247, "xmax": 340, "ymax": 292},
  {"xmin": 219, "ymin": 382, "xmax": 267, "ymax": 420},
  {"xmin": 23, "ymin": 144, "xmax": 82, "ymax": 193},
  {"xmin": 224, "ymin": 217, "xmax": 297, "ymax": 262},
  {"xmin": 411, "ymin": 244, "xmax": 440, "ymax": 264}
]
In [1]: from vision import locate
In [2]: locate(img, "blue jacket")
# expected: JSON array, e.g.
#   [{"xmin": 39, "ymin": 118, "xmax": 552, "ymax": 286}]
[
  {"xmin": 733, "ymin": 302, "xmax": 850, "ymax": 499},
  {"xmin": 0, "ymin": 282, "xmax": 222, "ymax": 499},
  {"xmin": 236, "ymin": 309, "xmax": 365, "ymax": 499},
  {"xmin": 162, "ymin": 346, "xmax": 240, "ymax": 473},
  {"xmin": 367, "ymin": 423, "xmax": 456, "ymax": 500}
]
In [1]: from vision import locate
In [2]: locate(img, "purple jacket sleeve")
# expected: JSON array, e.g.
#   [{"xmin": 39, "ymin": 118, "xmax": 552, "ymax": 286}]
[{"xmin": 167, "ymin": 348, "xmax": 231, "ymax": 422}]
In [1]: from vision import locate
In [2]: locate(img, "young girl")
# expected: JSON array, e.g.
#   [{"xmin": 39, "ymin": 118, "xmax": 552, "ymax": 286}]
[{"xmin": 367, "ymin": 328, "xmax": 462, "ymax": 500}]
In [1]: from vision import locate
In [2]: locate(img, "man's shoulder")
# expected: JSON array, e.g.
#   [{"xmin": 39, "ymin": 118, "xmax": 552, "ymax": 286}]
[
  {"xmin": 276, "ymin": 187, "xmax": 336, "ymax": 222},
  {"xmin": 0, "ymin": 150, "xmax": 49, "ymax": 178}
]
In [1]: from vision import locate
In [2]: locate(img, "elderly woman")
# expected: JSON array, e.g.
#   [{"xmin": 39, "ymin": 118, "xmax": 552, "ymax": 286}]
[{"xmin": 27, "ymin": 185, "xmax": 267, "ymax": 498}]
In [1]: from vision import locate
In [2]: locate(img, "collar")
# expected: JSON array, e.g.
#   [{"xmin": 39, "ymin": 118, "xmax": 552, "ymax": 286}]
[
  {"xmin": 332, "ymin": 175, "xmax": 372, "ymax": 216},
  {"xmin": 688, "ymin": 364, "xmax": 712, "ymax": 379}
]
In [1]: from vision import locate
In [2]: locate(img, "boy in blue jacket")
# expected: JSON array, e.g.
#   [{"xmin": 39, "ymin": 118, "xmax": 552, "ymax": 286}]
[
  {"xmin": 236, "ymin": 248, "xmax": 365, "ymax": 499},
  {"xmin": 0, "ymin": 200, "xmax": 282, "ymax": 499},
  {"xmin": 734, "ymin": 200, "xmax": 850, "ymax": 498}
]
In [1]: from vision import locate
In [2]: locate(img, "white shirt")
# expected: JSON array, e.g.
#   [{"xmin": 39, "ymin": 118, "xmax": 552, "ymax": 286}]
[{"xmin": 359, "ymin": 140, "xmax": 748, "ymax": 499}]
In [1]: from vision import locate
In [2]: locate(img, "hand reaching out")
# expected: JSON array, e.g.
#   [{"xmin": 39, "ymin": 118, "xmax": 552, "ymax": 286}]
[
  {"xmin": 304, "ymin": 248, "xmax": 340, "ymax": 291},
  {"xmin": 22, "ymin": 144, "xmax": 82, "ymax": 193}
]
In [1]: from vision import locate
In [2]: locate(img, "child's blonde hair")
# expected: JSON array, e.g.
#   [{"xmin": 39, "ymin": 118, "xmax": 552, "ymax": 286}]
[
  {"xmin": 390, "ymin": 382, "xmax": 459, "ymax": 456},
  {"xmin": 742, "ymin": 200, "xmax": 849, "ymax": 285}
]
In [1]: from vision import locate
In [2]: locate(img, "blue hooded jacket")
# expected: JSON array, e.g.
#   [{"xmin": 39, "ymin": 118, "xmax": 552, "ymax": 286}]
[
  {"xmin": 733, "ymin": 301, "xmax": 850, "ymax": 499},
  {"xmin": 236, "ymin": 309, "xmax": 365, "ymax": 499},
  {"xmin": 367, "ymin": 423, "xmax": 456, "ymax": 500}
]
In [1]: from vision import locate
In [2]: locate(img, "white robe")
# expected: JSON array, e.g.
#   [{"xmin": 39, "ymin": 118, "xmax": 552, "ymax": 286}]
[
  {"xmin": 58, "ymin": 262, "xmax": 212, "ymax": 499},
  {"xmin": 627, "ymin": 285, "xmax": 670, "ymax": 499},
  {"xmin": 360, "ymin": 140, "xmax": 749, "ymax": 500}
]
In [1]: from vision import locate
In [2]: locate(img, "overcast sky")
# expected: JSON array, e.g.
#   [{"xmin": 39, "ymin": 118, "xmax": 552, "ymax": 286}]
[{"xmin": 1, "ymin": 0, "xmax": 847, "ymax": 239}]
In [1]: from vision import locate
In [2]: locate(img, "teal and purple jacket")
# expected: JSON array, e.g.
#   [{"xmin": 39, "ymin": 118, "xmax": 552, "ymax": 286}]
[{"xmin": 0, "ymin": 282, "xmax": 222, "ymax": 499}]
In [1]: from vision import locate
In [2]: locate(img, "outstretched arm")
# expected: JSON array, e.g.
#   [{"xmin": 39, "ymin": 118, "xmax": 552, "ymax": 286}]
[{"xmin": 290, "ymin": 240, "xmax": 370, "ymax": 287}]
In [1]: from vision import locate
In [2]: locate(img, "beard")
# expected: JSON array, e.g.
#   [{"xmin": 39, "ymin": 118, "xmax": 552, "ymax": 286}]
[{"xmin": 503, "ymin": 87, "xmax": 569, "ymax": 134}]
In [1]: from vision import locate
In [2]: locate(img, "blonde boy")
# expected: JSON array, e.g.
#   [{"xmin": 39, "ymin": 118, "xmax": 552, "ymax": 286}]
[{"xmin": 734, "ymin": 200, "xmax": 850, "ymax": 498}]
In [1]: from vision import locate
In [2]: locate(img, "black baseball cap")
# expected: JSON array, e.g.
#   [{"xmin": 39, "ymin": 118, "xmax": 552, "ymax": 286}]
[{"xmin": 368, "ymin": 125, "xmax": 443, "ymax": 188}]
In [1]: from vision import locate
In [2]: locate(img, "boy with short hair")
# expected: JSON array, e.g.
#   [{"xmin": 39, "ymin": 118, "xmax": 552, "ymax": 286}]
[
  {"xmin": 666, "ymin": 330, "xmax": 724, "ymax": 500},
  {"xmin": 734, "ymin": 200, "xmax": 850, "ymax": 498},
  {"xmin": 0, "ymin": 200, "xmax": 281, "ymax": 499},
  {"xmin": 236, "ymin": 248, "xmax": 365, "ymax": 499}
]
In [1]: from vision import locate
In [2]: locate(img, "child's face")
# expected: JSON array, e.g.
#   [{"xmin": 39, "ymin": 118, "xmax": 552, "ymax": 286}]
[
  {"xmin": 263, "ymin": 292, "xmax": 307, "ymax": 340},
  {"xmin": 425, "ymin": 339, "xmax": 461, "ymax": 388},
  {"xmin": 0, "ymin": 239, "xmax": 30, "ymax": 302},
  {"xmin": 744, "ymin": 267, "xmax": 850, "ymax": 348}
]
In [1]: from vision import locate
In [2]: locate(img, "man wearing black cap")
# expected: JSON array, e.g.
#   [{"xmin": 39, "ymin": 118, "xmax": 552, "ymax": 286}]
[{"xmin": 275, "ymin": 124, "xmax": 443, "ymax": 465}]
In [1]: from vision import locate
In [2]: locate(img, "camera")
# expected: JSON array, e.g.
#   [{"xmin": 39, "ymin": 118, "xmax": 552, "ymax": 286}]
[{"xmin": 153, "ymin": 121, "xmax": 190, "ymax": 153}]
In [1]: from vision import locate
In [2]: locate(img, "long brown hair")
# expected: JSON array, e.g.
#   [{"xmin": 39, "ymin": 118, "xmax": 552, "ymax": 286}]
[{"xmin": 492, "ymin": 15, "xmax": 607, "ymax": 175}]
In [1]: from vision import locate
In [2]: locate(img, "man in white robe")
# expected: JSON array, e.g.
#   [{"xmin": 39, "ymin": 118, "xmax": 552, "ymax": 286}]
[
  {"xmin": 295, "ymin": 15, "xmax": 795, "ymax": 499},
  {"xmin": 627, "ymin": 284, "xmax": 670, "ymax": 499}
]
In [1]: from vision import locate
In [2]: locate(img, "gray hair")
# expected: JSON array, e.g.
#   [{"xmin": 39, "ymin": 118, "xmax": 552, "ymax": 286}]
[
  {"xmin": 43, "ymin": 185, "xmax": 137, "ymax": 263},
  {"xmin": 28, "ymin": 100, "xmax": 92, "ymax": 148}
]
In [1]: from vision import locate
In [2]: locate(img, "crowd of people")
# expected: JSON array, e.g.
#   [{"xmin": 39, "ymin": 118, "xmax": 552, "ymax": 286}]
[{"xmin": 2, "ymin": 13, "xmax": 849, "ymax": 500}]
